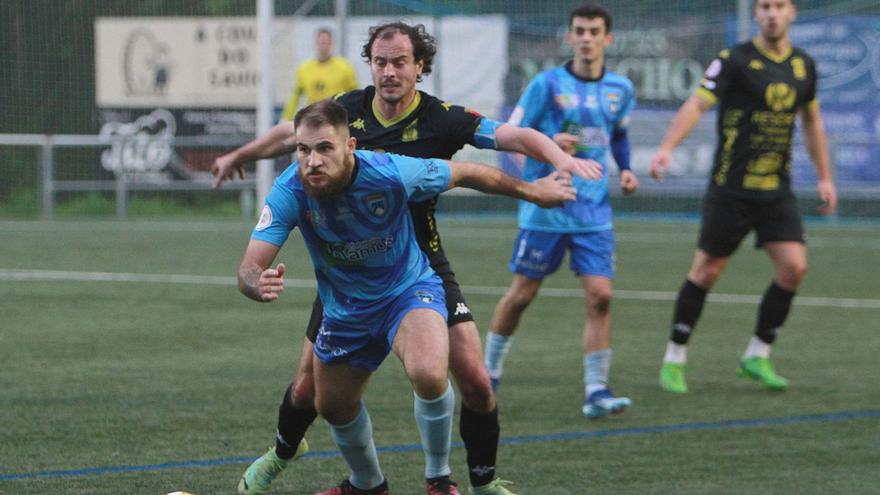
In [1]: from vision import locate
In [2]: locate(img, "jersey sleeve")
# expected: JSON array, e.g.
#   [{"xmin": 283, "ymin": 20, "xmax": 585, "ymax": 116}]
[
  {"xmin": 695, "ymin": 49, "xmax": 734, "ymax": 106},
  {"xmin": 507, "ymin": 74, "xmax": 548, "ymax": 131},
  {"xmin": 803, "ymin": 54, "xmax": 819, "ymax": 109},
  {"xmin": 437, "ymin": 102, "xmax": 486, "ymax": 150},
  {"xmin": 388, "ymin": 153, "xmax": 452, "ymax": 202},
  {"xmin": 615, "ymin": 83, "xmax": 637, "ymax": 130},
  {"xmin": 250, "ymin": 176, "xmax": 300, "ymax": 246}
]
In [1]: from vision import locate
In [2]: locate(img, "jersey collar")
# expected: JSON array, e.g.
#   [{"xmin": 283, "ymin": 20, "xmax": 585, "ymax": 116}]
[
  {"xmin": 371, "ymin": 91, "xmax": 422, "ymax": 128},
  {"xmin": 751, "ymin": 38, "xmax": 792, "ymax": 64},
  {"xmin": 565, "ymin": 60, "xmax": 605, "ymax": 82}
]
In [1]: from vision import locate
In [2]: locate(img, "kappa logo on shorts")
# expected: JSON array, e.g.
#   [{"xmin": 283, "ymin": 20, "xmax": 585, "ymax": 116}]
[
  {"xmin": 453, "ymin": 302, "xmax": 470, "ymax": 316},
  {"xmin": 415, "ymin": 290, "xmax": 434, "ymax": 303}
]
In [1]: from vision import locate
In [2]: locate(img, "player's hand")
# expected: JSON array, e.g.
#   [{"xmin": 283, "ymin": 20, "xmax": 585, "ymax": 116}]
[
  {"xmin": 258, "ymin": 263, "xmax": 285, "ymax": 302},
  {"xmin": 557, "ymin": 156, "xmax": 603, "ymax": 181},
  {"xmin": 530, "ymin": 171, "xmax": 576, "ymax": 208},
  {"xmin": 619, "ymin": 170, "xmax": 639, "ymax": 195},
  {"xmin": 649, "ymin": 148, "xmax": 672, "ymax": 181},
  {"xmin": 211, "ymin": 152, "xmax": 246, "ymax": 190},
  {"xmin": 816, "ymin": 179, "xmax": 837, "ymax": 215},
  {"xmin": 552, "ymin": 133, "xmax": 581, "ymax": 155}
]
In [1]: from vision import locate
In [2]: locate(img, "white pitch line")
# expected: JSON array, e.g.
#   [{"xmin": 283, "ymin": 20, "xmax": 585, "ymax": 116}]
[{"xmin": 2, "ymin": 268, "xmax": 879, "ymax": 310}]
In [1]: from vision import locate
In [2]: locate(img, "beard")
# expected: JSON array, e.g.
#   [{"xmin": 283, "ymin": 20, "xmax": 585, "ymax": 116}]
[{"xmin": 298, "ymin": 162, "xmax": 354, "ymax": 199}]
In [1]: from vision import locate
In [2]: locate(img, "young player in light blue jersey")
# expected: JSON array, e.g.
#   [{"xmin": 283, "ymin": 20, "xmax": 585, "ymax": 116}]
[
  {"xmin": 237, "ymin": 99, "xmax": 575, "ymax": 495},
  {"xmin": 485, "ymin": 4, "xmax": 638, "ymax": 419}
]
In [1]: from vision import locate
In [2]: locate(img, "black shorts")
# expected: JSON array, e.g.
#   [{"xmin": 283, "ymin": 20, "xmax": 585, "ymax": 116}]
[
  {"xmin": 698, "ymin": 191, "xmax": 805, "ymax": 257},
  {"xmin": 304, "ymin": 249, "xmax": 474, "ymax": 343}
]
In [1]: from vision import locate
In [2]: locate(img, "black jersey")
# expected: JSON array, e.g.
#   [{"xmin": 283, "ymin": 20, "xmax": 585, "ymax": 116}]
[
  {"xmin": 334, "ymin": 87, "xmax": 489, "ymax": 257},
  {"xmin": 696, "ymin": 40, "xmax": 818, "ymax": 200}
]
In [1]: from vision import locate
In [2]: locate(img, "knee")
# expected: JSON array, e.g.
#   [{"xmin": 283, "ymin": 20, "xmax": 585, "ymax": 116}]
[
  {"xmin": 411, "ymin": 368, "xmax": 450, "ymax": 400},
  {"xmin": 453, "ymin": 368, "xmax": 495, "ymax": 413},
  {"xmin": 691, "ymin": 264, "xmax": 723, "ymax": 288},
  {"xmin": 587, "ymin": 287, "xmax": 612, "ymax": 315},
  {"xmin": 291, "ymin": 372, "xmax": 316, "ymax": 408},
  {"xmin": 779, "ymin": 260, "xmax": 808, "ymax": 288},
  {"xmin": 504, "ymin": 287, "xmax": 537, "ymax": 314}
]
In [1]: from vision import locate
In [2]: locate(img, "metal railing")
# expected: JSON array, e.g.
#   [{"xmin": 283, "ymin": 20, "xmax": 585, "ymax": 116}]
[{"xmin": 0, "ymin": 134, "xmax": 256, "ymax": 219}]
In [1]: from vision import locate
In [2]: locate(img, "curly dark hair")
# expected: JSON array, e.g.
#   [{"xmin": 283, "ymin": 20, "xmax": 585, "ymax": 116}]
[{"xmin": 361, "ymin": 22, "xmax": 437, "ymax": 82}]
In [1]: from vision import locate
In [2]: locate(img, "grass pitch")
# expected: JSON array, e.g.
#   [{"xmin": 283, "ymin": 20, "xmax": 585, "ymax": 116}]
[{"xmin": 1, "ymin": 217, "xmax": 878, "ymax": 494}]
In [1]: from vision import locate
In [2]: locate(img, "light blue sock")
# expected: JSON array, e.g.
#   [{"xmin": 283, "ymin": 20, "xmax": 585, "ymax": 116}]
[
  {"xmin": 329, "ymin": 402, "xmax": 385, "ymax": 490},
  {"xmin": 414, "ymin": 381, "xmax": 455, "ymax": 478},
  {"xmin": 584, "ymin": 349, "xmax": 612, "ymax": 395},
  {"xmin": 484, "ymin": 332, "xmax": 514, "ymax": 380}
]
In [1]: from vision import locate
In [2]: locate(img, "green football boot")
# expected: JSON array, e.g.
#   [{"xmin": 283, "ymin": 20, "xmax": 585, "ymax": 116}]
[
  {"xmin": 469, "ymin": 478, "xmax": 517, "ymax": 495},
  {"xmin": 738, "ymin": 357, "xmax": 789, "ymax": 390},
  {"xmin": 238, "ymin": 439, "xmax": 309, "ymax": 495},
  {"xmin": 659, "ymin": 362, "xmax": 688, "ymax": 393}
]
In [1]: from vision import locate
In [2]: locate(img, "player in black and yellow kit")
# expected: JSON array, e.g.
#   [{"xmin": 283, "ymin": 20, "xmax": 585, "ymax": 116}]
[
  {"xmin": 650, "ymin": 0, "xmax": 837, "ymax": 394},
  {"xmin": 212, "ymin": 22, "xmax": 599, "ymax": 495}
]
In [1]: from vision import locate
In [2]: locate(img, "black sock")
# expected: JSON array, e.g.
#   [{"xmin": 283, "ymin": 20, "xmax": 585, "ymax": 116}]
[
  {"xmin": 460, "ymin": 405, "xmax": 499, "ymax": 488},
  {"xmin": 670, "ymin": 279, "xmax": 709, "ymax": 345},
  {"xmin": 275, "ymin": 384, "xmax": 318, "ymax": 459},
  {"xmin": 755, "ymin": 281, "xmax": 795, "ymax": 344}
]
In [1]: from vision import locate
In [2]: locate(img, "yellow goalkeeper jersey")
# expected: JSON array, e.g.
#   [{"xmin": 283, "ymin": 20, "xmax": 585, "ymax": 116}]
[{"xmin": 280, "ymin": 56, "xmax": 358, "ymax": 121}]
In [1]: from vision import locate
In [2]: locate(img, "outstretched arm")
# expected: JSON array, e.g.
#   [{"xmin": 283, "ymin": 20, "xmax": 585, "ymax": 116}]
[
  {"xmin": 238, "ymin": 239, "xmax": 286, "ymax": 302},
  {"xmin": 211, "ymin": 122, "xmax": 297, "ymax": 189},
  {"xmin": 447, "ymin": 161, "xmax": 575, "ymax": 208},
  {"xmin": 494, "ymin": 123, "xmax": 602, "ymax": 180},
  {"xmin": 800, "ymin": 101, "xmax": 837, "ymax": 214},
  {"xmin": 650, "ymin": 94, "xmax": 712, "ymax": 181}
]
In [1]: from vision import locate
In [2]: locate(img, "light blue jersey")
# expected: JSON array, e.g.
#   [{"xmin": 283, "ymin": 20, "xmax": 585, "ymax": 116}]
[
  {"xmin": 509, "ymin": 63, "xmax": 635, "ymax": 232},
  {"xmin": 252, "ymin": 150, "xmax": 452, "ymax": 324}
]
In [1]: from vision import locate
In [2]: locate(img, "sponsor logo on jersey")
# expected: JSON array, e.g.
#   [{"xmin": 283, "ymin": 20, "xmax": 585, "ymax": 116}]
[
  {"xmin": 704, "ymin": 58, "xmax": 722, "ymax": 78},
  {"xmin": 555, "ymin": 93, "xmax": 580, "ymax": 109},
  {"xmin": 255, "ymin": 205, "xmax": 272, "ymax": 231},
  {"xmin": 350, "ymin": 118, "xmax": 366, "ymax": 131},
  {"xmin": 453, "ymin": 302, "xmax": 470, "ymax": 316},
  {"xmin": 749, "ymin": 59, "xmax": 765, "ymax": 71},
  {"xmin": 365, "ymin": 193, "xmax": 387, "ymax": 217},
  {"xmin": 791, "ymin": 57, "xmax": 806, "ymax": 80},
  {"xmin": 415, "ymin": 290, "xmax": 435, "ymax": 303},
  {"xmin": 402, "ymin": 119, "xmax": 419, "ymax": 142},
  {"xmin": 324, "ymin": 236, "xmax": 395, "ymax": 264},
  {"xmin": 765, "ymin": 82, "xmax": 797, "ymax": 111}
]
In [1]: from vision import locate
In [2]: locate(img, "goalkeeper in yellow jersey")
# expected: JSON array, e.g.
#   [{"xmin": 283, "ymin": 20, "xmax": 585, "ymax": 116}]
[{"xmin": 279, "ymin": 28, "xmax": 358, "ymax": 121}]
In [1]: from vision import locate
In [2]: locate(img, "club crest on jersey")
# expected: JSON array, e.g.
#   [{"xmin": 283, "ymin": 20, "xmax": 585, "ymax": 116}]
[
  {"xmin": 555, "ymin": 94, "xmax": 580, "ymax": 109},
  {"xmin": 402, "ymin": 119, "xmax": 419, "ymax": 142},
  {"xmin": 604, "ymin": 92, "xmax": 621, "ymax": 112},
  {"xmin": 415, "ymin": 290, "xmax": 434, "ymax": 303},
  {"xmin": 365, "ymin": 193, "xmax": 388, "ymax": 217}
]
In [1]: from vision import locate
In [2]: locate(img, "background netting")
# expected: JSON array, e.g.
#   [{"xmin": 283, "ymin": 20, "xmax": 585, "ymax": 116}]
[{"xmin": 2, "ymin": 1, "xmax": 878, "ymax": 218}]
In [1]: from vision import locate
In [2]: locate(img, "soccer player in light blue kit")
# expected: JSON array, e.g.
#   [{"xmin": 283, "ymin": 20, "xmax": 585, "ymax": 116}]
[
  {"xmin": 484, "ymin": 4, "xmax": 639, "ymax": 419},
  {"xmin": 237, "ymin": 100, "xmax": 575, "ymax": 495}
]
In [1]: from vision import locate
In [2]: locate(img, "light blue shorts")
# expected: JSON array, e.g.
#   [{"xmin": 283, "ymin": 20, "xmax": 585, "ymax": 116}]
[
  {"xmin": 313, "ymin": 279, "xmax": 448, "ymax": 371},
  {"xmin": 508, "ymin": 229, "xmax": 615, "ymax": 280}
]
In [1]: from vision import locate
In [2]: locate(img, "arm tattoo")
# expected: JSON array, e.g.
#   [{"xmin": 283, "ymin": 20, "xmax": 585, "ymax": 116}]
[{"xmin": 238, "ymin": 265, "xmax": 265, "ymax": 301}]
